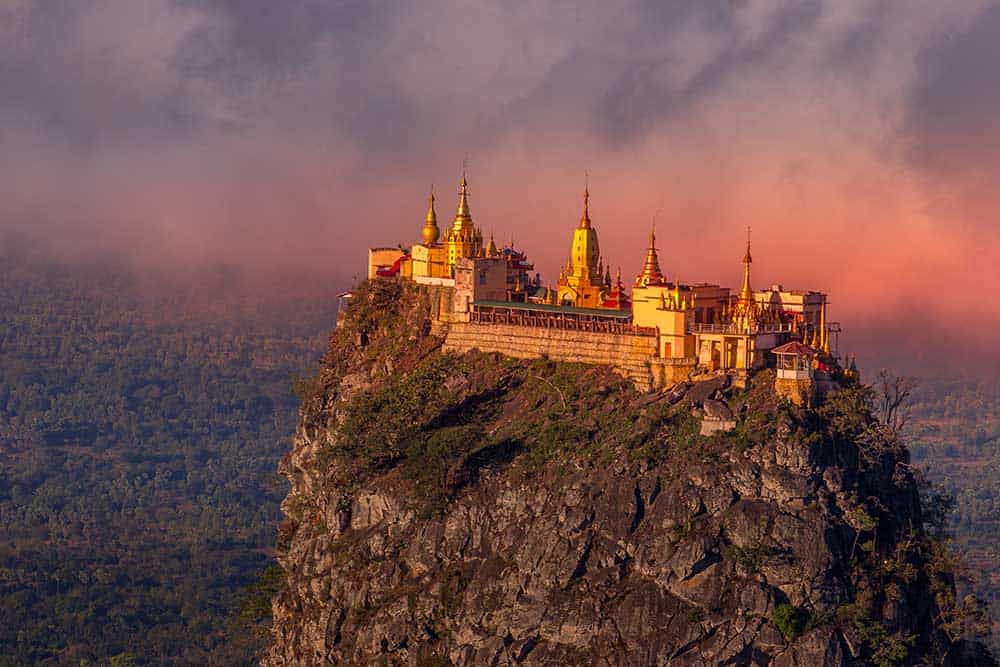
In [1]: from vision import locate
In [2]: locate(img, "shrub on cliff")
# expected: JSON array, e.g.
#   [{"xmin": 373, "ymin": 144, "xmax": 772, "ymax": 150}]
[{"xmin": 772, "ymin": 603, "xmax": 808, "ymax": 641}]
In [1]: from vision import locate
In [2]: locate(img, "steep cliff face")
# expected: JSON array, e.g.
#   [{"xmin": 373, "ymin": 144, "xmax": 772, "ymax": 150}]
[{"xmin": 267, "ymin": 280, "xmax": 993, "ymax": 666}]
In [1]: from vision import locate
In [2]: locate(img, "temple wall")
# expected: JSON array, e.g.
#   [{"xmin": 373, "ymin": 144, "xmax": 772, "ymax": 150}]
[
  {"xmin": 443, "ymin": 321, "xmax": 660, "ymax": 390},
  {"xmin": 774, "ymin": 377, "xmax": 813, "ymax": 406},
  {"xmin": 424, "ymin": 285, "xmax": 456, "ymax": 336}
]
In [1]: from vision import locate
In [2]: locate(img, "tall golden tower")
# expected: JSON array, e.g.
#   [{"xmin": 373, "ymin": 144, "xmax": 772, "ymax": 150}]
[
  {"xmin": 569, "ymin": 186, "xmax": 600, "ymax": 282},
  {"xmin": 635, "ymin": 226, "xmax": 665, "ymax": 287},
  {"xmin": 557, "ymin": 186, "xmax": 608, "ymax": 307},
  {"xmin": 730, "ymin": 228, "xmax": 761, "ymax": 332},
  {"xmin": 445, "ymin": 174, "xmax": 483, "ymax": 270},
  {"xmin": 421, "ymin": 189, "xmax": 440, "ymax": 245},
  {"xmin": 739, "ymin": 230, "xmax": 753, "ymax": 302}
]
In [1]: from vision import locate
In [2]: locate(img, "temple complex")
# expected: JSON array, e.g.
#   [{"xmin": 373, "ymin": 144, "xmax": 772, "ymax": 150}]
[{"xmin": 366, "ymin": 172, "xmax": 845, "ymax": 400}]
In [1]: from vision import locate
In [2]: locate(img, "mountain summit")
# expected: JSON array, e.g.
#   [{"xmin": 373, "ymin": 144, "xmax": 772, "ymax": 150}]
[{"xmin": 266, "ymin": 280, "xmax": 993, "ymax": 666}]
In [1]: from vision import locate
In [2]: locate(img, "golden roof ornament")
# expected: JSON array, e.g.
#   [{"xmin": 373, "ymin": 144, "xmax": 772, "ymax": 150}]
[
  {"xmin": 636, "ymin": 225, "xmax": 665, "ymax": 287},
  {"xmin": 819, "ymin": 298, "xmax": 831, "ymax": 353},
  {"xmin": 422, "ymin": 188, "xmax": 440, "ymax": 245},
  {"xmin": 739, "ymin": 226, "xmax": 754, "ymax": 302},
  {"xmin": 454, "ymin": 173, "xmax": 472, "ymax": 226}
]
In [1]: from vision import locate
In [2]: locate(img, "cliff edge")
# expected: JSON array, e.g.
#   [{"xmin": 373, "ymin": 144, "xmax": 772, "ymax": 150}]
[{"xmin": 266, "ymin": 280, "xmax": 993, "ymax": 666}]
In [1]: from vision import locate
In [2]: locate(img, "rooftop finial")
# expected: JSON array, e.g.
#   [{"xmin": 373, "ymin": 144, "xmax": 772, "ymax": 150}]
[
  {"xmin": 739, "ymin": 225, "xmax": 754, "ymax": 302},
  {"xmin": 636, "ymin": 218, "xmax": 665, "ymax": 287},
  {"xmin": 580, "ymin": 174, "xmax": 591, "ymax": 229},
  {"xmin": 422, "ymin": 185, "xmax": 440, "ymax": 245},
  {"xmin": 455, "ymin": 172, "xmax": 471, "ymax": 222}
]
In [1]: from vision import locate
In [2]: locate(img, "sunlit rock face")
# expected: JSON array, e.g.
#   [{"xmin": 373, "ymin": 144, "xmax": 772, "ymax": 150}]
[{"xmin": 265, "ymin": 280, "xmax": 993, "ymax": 666}]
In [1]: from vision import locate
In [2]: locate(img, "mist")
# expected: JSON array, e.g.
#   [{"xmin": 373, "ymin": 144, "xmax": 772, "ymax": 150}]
[{"xmin": 3, "ymin": 0, "xmax": 999, "ymax": 376}]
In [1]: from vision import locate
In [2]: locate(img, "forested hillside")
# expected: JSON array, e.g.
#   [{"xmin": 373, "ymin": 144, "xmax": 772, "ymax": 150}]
[
  {"xmin": 0, "ymin": 257, "xmax": 331, "ymax": 665},
  {"xmin": 909, "ymin": 377, "xmax": 1000, "ymax": 651}
]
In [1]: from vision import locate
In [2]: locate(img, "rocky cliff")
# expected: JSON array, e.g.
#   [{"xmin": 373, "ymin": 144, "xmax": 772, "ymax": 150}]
[{"xmin": 266, "ymin": 280, "xmax": 994, "ymax": 666}]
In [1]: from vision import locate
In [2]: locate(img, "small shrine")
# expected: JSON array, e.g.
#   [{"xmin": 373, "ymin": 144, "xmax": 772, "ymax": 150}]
[{"xmin": 771, "ymin": 341, "xmax": 816, "ymax": 405}]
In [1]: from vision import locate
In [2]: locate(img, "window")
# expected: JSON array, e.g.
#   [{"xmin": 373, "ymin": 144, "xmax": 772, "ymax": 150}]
[{"xmin": 479, "ymin": 270, "xmax": 487, "ymax": 285}]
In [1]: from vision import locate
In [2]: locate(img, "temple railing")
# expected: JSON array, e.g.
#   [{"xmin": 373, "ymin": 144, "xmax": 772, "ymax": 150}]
[
  {"xmin": 470, "ymin": 303, "xmax": 656, "ymax": 336},
  {"xmin": 688, "ymin": 322, "xmax": 795, "ymax": 335}
]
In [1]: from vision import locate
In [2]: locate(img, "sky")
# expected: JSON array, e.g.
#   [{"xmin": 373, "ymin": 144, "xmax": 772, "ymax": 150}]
[{"xmin": 2, "ymin": 0, "xmax": 999, "ymax": 374}]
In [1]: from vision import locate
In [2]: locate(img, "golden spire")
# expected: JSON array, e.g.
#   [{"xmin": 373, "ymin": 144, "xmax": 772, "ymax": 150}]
[
  {"xmin": 486, "ymin": 232, "xmax": 499, "ymax": 258},
  {"xmin": 421, "ymin": 187, "xmax": 440, "ymax": 245},
  {"xmin": 820, "ymin": 298, "xmax": 830, "ymax": 354},
  {"xmin": 636, "ymin": 225, "xmax": 665, "ymax": 287},
  {"xmin": 445, "ymin": 170, "xmax": 483, "ymax": 269},
  {"xmin": 454, "ymin": 173, "xmax": 471, "ymax": 225},
  {"xmin": 579, "ymin": 184, "xmax": 591, "ymax": 229},
  {"xmin": 739, "ymin": 225, "xmax": 753, "ymax": 302}
]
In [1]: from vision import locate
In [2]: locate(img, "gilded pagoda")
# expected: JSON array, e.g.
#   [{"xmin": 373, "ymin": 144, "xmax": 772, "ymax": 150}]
[{"xmin": 366, "ymin": 170, "xmax": 840, "ymax": 393}]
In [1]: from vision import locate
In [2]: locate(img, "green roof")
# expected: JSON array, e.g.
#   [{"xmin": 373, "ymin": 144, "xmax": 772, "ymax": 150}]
[{"xmin": 473, "ymin": 300, "xmax": 632, "ymax": 319}]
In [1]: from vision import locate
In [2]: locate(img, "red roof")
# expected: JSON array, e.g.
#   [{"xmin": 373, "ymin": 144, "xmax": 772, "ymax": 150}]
[
  {"xmin": 771, "ymin": 341, "xmax": 816, "ymax": 356},
  {"xmin": 375, "ymin": 254, "xmax": 408, "ymax": 277}
]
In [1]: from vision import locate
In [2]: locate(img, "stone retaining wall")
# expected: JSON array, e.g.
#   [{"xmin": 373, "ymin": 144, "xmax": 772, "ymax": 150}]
[{"xmin": 443, "ymin": 321, "xmax": 659, "ymax": 390}]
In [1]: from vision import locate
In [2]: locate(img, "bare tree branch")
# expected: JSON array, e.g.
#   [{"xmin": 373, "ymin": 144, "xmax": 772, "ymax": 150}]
[{"xmin": 874, "ymin": 370, "xmax": 917, "ymax": 433}]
